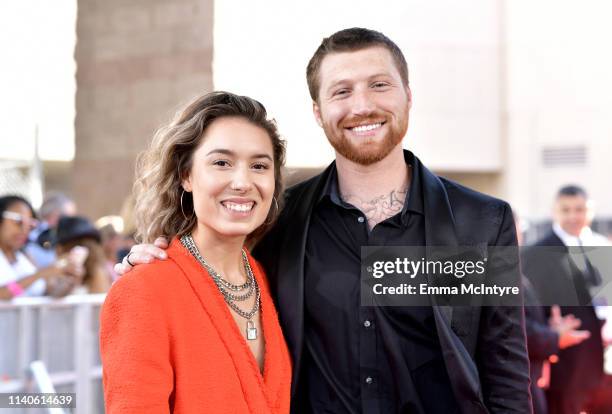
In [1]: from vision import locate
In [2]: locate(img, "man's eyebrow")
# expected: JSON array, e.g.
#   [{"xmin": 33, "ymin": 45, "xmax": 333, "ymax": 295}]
[
  {"xmin": 326, "ymin": 73, "xmax": 394, "ymax": 91},
  {"xmin": 367, "ymin": 73, "xmax": 393, "ymax": 80},
  {"xmin": 206, "ymin": 149, "xmax": 273, "ymax": 161}
]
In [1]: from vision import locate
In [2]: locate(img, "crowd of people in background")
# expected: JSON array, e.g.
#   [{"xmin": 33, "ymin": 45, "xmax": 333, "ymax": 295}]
[{"xmin": 0, "ymin": 192, "xmax": 133, "ymax": 300}]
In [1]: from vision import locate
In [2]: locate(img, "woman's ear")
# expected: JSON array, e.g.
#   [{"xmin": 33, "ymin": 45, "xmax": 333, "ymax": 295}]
[{"xmin": 181, "ymin": 172, "xmax": 192, "ymax": 193}]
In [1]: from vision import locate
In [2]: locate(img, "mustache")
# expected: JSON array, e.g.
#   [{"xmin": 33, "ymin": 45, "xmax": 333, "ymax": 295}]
[{"xmin": 341, "ymin": 115, "xmax": 387, "ymax": 128}]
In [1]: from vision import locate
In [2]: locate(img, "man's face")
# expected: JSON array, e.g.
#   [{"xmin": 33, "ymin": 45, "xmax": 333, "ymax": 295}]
[
  {"xmin": 553, "ymin": 195, "xmax": 591, "ymax": 237},
  {"xmin": 46, "ymin": 201, "xmax": 76, "ymax": 228},
  {"xmin": 313, "ymin": 46, "xmax": 411, "ymax": 166}
]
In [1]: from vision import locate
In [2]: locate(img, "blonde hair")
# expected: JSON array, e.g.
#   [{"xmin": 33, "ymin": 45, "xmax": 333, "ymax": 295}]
[{"xmin": 133, "ymin": 91, "xmax": 286, "ymax": 243}]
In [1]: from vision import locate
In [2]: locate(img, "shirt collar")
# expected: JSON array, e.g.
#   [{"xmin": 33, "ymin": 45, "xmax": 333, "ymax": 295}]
[
  {"xmin": 318, "ymin": 150, "xmax": 424, "ymax": 222},
  {"xmin": 552, "ymin": 222, "xmax": 586, "ymax": 246}
]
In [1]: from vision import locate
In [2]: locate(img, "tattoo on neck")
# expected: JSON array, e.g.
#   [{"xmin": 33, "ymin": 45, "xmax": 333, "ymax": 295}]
[{"xmin": 341, "ymin": 187, "xmax": 408, "ymax": 229}]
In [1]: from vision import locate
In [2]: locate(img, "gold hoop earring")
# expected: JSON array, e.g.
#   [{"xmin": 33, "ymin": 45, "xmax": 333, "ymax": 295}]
[
  {"xmin": 272, "ymin": 196, "xmax": 279, "ymax": 214},
  {"xmin": 180, "ymin": 190, "xmax": 193, "ymax": 220},
  {"xmin": 263, "ymin": 197, "xmax": 279, "ymax": 225}
]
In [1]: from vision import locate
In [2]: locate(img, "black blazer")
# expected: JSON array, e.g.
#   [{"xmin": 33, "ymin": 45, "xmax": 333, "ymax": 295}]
[
  {"xmin": 253, "ymin": 151, "xmax": 532, "ymax": 413},
  {"xmin": 522, "ymin": 276, "xmax": 558, "ymax": 414},
  {"xmin": 521, "ymin": 231, "xmax": 604, "ymax": 393}
]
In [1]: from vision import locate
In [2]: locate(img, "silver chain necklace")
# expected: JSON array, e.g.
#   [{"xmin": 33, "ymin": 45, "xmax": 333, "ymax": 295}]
[{"xmin": 180, "ymin": 234, "xmax": 260, "ymax": 340}]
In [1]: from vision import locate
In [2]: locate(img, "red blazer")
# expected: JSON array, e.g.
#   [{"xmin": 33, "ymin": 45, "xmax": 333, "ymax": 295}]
[{"xmin": 100, "ymin": 238, "xmax": 291, "ymax": 413}]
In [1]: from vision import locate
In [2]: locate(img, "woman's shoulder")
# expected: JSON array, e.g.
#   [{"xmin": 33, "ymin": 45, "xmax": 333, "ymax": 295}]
[{"xmin": 107, "ymin": 257, "xmax": 184, "ymax": 300}]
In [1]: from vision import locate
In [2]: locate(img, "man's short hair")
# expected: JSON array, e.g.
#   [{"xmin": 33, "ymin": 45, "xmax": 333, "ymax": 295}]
[
  {"xmin": 39, "ymin": 192, "xmax": 73, "ymax": 219},
  {"xmin": 556, "ymin": 184, "xmax": 588, "ymax": 199},
  {"xmin": 306, "ymin": 27, "xmax": 409, "ymax": 102}
]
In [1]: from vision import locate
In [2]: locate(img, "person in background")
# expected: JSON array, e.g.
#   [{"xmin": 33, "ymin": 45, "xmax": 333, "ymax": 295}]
[
  {"xmin": 26, "ymin": 192, "xmax": 77, "ymax": 268},
  {"xmin": 99, "ymin": 223, "xmax": 122, "ymax": 282},
  {"xmin": 115, "ymin": 232, "xmax": 136, "ymax": 266},
  {"xmin": 0, "ymin": 195, "xmax": 83, "ymax": 300},
  {"xmin": 55, "ymin": 216, "xmax": 112, "ymax": 294},
  {"xmin": 516, "ymin": 212, "xmax": 591, "ymax": 414},
  {"xmin": 522, "ymin": 185, "xmax": 608, "ymax": 414}
]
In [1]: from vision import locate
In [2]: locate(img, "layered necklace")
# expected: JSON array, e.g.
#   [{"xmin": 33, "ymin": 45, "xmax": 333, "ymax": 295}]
[{"xmin": 180, "ymin": 234, "xmax": 260, "ymax": 340}]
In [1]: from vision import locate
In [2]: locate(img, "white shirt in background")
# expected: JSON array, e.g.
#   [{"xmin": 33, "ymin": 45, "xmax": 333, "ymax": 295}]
[{"xmin": 0, "ymin": 250, "xmax": 46, "ymax": 296}]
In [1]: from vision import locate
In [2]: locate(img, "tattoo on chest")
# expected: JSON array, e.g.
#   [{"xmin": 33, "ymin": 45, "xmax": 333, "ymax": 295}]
[{"xmin": 341, "ymin": 187, "xmax": 408, "ymax": 229}]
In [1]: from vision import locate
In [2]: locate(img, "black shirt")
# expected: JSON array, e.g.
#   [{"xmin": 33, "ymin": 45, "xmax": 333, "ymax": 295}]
[{"xmin": 302, "ymin": 153, "xmax": 459, "ymax": 414}]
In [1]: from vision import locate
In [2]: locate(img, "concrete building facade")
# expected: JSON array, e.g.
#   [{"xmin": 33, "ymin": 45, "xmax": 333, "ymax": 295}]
[{"xmin": 73, "ymin": 0, "xmax": 214, "ymax": 219}]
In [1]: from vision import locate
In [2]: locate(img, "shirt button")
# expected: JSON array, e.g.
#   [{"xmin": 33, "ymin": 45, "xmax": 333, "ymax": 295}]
[
  {"xmin": 363, "ymin": 320, "xmax": 372, "ymax": 328},
  {"xmin": 358, "ymin": 216, "xmax": 365, "ymax": 223},
  {"xmin": 365, "ymin": 376, "xmax": 373, "ymax": 385}
]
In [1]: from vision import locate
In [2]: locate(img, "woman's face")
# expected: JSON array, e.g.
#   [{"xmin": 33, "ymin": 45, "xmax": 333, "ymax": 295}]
[
  {"xmin": 182, "ymin": 116, "xmax": 275, "ymax": 241},
  {"xmin": 0, "ymin": 202, "xmax": 35, "ymax": 252}
]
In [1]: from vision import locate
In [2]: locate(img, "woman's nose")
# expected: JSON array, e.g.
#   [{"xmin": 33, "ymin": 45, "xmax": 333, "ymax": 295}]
[{"xmin": 229, "ymin": 166, "xmax": 253, "ymax": 193}]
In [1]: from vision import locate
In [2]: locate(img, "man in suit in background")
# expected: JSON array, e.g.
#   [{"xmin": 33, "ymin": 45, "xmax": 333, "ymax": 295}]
[
  {"xmin": 522, "ymin": 185, "xmax": 606, "ymax": 414},
  {"xmin": 517, "ymin": 213, "xmax": 591, "ymax": 414}
]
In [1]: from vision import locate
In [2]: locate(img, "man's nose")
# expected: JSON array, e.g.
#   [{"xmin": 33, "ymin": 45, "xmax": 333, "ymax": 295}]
[{"xmin": 350, "ymin": 89, "xmax": 376, "ymax": 116}]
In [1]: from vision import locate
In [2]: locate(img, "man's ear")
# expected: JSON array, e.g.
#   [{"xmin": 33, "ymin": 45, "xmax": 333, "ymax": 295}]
[
  {"xmin": 312, "ymin": 101, "xmax": 323, "ymax": 128},
  {"xmin": 406, "ymin": 85, "xmax": 412, "ymax": 111}
]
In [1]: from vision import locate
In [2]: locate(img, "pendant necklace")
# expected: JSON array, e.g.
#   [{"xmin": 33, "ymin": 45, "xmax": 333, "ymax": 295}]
[{"xmin": 181, "ymin": 234, "xmax": 260, "ymax": 340}]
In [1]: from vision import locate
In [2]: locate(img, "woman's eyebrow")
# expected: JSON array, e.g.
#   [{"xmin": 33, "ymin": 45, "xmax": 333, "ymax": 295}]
[{"xmin": 206, "ymin": 148, "xmax": 272, "ymax": 161}]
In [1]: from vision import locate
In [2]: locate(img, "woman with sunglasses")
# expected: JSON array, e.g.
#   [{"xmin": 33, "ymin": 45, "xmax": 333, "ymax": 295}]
[{"xmin": 0, "ymin": 195, "xmax": 83, "ymax": 300}]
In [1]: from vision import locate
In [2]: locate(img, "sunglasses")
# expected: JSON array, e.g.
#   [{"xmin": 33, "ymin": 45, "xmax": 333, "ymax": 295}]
[{"xmin": 2, "ymin": 211, "xmax": 40, "ymax": 230}]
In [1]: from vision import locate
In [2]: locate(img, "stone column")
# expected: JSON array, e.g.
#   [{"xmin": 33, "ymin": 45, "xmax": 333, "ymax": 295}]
[{"xmin": 74, "ymin": 0, "xmax": 213, "ymax": 220}]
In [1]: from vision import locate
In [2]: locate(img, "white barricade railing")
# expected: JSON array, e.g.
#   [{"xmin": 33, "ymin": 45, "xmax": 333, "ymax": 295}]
[{"xmin": 0, "ymin": 294, "xmax": 106, "ymax": 414}]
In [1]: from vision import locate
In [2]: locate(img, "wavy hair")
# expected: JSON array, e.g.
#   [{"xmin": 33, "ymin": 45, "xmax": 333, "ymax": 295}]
[{"xmin": 133, "ymin": 91, "xmax": 286, "ymax": 244}]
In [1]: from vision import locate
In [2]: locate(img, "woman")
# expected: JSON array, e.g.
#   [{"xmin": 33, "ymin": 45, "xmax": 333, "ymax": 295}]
[
  {"xmin": 100, "ymin": 91, "xmax": 291, "ymax": 413},
  {"xmin": 55, "ymin": 215, "xmax": 112, "ymax": 293},
  {"xmin": 0, "ymin": 195, "xmax": 82, "ymax": 300}
]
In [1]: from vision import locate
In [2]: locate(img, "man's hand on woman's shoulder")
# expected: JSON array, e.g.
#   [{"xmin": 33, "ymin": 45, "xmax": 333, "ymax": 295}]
[{"xmin": 114, "ymin": 236, "xmax": 169, "ymax": 276}]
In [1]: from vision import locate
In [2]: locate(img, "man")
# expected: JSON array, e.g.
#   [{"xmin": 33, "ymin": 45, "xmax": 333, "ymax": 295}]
[
  {"xmin": 119, "ymin": 28, "xmax": 531, "ymax": 413},
  {"xmin": 26, "ymin": 192, "xmax": 77, "ymax": 268},
  {"xmin": 517, "ymin": 212, "xmax": 591, "ymax": 414},
  {"xmin": 522, "ymin": 185, "xmax": 606, "ymax": 414}
]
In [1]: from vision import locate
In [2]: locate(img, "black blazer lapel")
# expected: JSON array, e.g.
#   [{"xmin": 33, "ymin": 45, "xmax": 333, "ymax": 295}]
[
  {"xmin": 276, "ymin": 163, "xmax": 334, "ymax": 395},
  {"xmin": 415, "ymin": 154, "xmax": 486, "ymax": 411}
]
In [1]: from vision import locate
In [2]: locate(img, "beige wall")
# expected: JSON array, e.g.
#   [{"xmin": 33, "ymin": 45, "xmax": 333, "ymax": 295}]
[
  {"xmin": 56, "ymin": 0, "xmax": 612, "ymax": 221},
  {"xmin": 214, "ymin": 0, "xmax": 505, "ymax": 172},
  {"xmin": 214, "ymin": 1, "xmax": 612, "ymax": 220},
  {"xmin": 503, "ymin": 0, "xmax": 612, "ymax": 219},
  {"xmin": 73, "ymin": 0, "xmax": 214, "ymax": 220}
]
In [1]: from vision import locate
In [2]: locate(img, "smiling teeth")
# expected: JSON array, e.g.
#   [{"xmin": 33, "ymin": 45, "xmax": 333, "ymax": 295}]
[
  {"xmin": 223, "ymin": 202, "xmax": 254, "ymax": 212},
  {"xmin": 351, "ymin": 123, "xmax": 382, "ymax": 132}
]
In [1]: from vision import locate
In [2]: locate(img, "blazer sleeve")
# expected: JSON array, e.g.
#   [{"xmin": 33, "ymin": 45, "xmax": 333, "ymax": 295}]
[
  {"xmin": 100, "ymin": 272, "xmax": 173, "ymax": 413},
  {"xmin": 524, "ymin": 308, "xmax": 559, "ymax": 360},
  {"xmin": 522, "ymin": 281, "xmax": 559, "ymax": 361},
  {"xmin": 477, "ymin": 203, "xmax": 533, "ymax": 413}
]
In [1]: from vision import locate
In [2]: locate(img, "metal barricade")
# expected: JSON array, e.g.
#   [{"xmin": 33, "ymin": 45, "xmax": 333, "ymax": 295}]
[{"xmin": 0, "ymin": 294, "xmax": 106, "ymax": 414}]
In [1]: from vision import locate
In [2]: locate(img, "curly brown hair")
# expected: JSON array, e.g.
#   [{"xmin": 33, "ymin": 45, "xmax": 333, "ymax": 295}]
[{"xmin": 133, "ymin": 91, "xmax": 286, "ymax": 244}]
